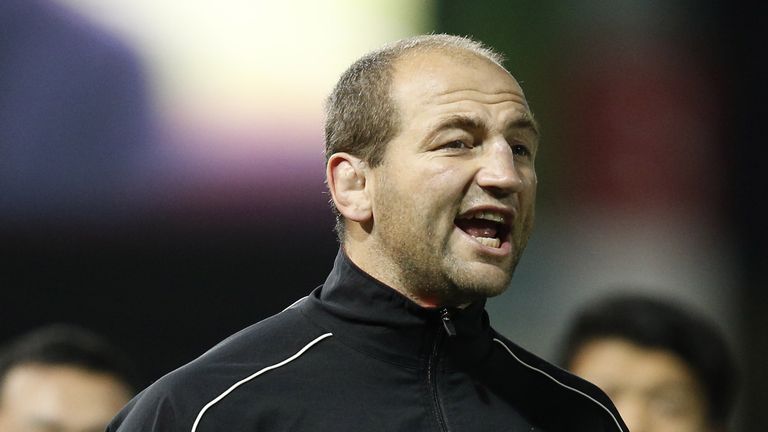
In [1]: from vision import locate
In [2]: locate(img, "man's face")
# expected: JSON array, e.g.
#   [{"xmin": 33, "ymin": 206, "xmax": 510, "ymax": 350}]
[
  {"xmin": 0, "ymin": 364, "xmax": 132, "ymax": 432},
  {"xmin": 368, "ymin": 50, "xmax": 538, "ymax": 306},
  {"xmin": 569, "ymin": 338, "xmax": 713, "ymax": 432}
]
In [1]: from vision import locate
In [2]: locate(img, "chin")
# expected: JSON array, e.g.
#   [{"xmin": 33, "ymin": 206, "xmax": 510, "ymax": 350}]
[
  {"xmin": 450, "ymin": 267, "xmax": 512, "ymax": 300},
  {"xmin": 471, "ymin": 281, "xmax": 510, "ymax": 299}
]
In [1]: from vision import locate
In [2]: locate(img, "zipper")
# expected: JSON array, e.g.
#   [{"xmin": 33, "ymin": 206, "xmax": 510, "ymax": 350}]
[
  {"xmin": 428, "ymin": 308, "xmax": 456, "ymax": 432},
  {"xmin": 440, "ymin": 307, "xmax": 457, "ymax": 336}
]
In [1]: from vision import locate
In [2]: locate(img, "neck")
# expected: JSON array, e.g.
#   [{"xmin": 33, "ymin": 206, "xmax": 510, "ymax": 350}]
[{"xmin": 341, "ymin": 242, "xmax": 471, "ymax": 309}]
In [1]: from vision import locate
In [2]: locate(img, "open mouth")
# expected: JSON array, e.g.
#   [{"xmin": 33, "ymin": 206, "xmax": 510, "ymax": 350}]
[{"xmin": 454, "ymin": 210, "xmax": 511, "ymax": 249}]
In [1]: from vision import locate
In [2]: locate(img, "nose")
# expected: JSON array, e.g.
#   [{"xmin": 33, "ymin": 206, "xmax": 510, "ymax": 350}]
[{"xmin": 475, "ymin": 140, "xmax": 524, "ymax": 196}]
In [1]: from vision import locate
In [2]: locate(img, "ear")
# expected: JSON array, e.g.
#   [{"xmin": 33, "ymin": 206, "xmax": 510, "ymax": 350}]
[{"xmin": 326, "ymin": 153, "xmax": 372, "ymax": 223}]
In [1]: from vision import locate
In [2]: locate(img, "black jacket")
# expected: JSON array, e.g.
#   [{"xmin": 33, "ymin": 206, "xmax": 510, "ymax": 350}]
[{"xmin": 108, "ymin": 250, "xmax": 627, "ymax": 431}]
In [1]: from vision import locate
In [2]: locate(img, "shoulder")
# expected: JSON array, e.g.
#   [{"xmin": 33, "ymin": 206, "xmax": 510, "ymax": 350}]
[
  {"xmin": 489, "ymin": 332, "xmax": 628, "ymax": 432},
  {"xmin": 108, "ymin": 300, "xmax": 333, "ymax": 432}
]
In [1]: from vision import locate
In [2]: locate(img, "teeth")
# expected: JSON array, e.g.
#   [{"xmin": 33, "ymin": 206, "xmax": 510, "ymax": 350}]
[
  {"xmin": 474, "ymin": 236, "xmax": 501, "ymax": 248},
  {"xmin": 466, "ymin": 211, "xmax": 506, "ymax": 224}
]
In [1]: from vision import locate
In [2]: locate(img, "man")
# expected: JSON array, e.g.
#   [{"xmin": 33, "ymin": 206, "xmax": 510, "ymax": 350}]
[
  {"xmin": 108, "ymin": 34, "xmax": 627, "ymax": 431},
  {"xmin": 560, "ymin": 294, "xmax": 738, "ymax": 432},
  {"xmin": 0, "ymin": 324, "xmax": 136, "ymax": 432}
]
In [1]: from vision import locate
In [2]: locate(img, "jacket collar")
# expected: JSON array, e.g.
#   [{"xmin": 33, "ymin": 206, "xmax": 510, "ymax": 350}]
[{"xmin": 303, "ymin": 248, "xmax": 494, "ymax": 368}]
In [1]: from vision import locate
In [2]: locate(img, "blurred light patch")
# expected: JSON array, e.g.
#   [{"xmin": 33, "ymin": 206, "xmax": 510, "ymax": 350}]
[{"xmin": 53, "ymin": 0, "xmax": 434, "ymax": 163}]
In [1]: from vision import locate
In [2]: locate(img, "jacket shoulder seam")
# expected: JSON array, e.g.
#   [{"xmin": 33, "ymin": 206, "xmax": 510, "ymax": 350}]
[
  {"xmin": 189, "ymin": 332, "xmax": 333, "ymax": 432},
  {"xmin": 492, "ymin": 338, "xmax": 625, "ymax": 432}
]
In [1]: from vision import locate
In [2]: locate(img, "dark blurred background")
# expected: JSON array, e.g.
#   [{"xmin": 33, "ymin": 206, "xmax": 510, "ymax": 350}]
[{"xmin": 2, "ymin": 1, "xmax": 764, "ymax": 430}]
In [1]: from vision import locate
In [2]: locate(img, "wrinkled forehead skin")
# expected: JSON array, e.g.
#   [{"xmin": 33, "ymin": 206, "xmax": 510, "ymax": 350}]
[{"xmin": 388, "ymin": 48, "xmax": 532, "ymax": 128}]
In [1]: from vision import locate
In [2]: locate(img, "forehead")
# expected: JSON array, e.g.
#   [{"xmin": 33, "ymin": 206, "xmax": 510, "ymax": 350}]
[
  {"xmin": 572, "ymin": 338, "xmax": 701, "ymax": 388},
  {"xmin": 0, "ymin": 364, "xmax": 131, "ymax": 430},
  {"xmin": 390, "ymin": 49, "xmax": 529, "ymax": 116}
]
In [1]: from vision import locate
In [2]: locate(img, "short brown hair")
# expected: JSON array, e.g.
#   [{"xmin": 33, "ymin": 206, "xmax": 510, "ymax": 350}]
[{"xmin": 324, "ymin": 34, "xmax": 505, "ymax": 240}]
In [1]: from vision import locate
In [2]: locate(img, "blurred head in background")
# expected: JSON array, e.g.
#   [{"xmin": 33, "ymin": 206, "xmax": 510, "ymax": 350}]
[
  {"xmin": 559, "ymin": 294, "xmax": 738, "ymax": 432},
  {"xmin": 0, "ymin": 324, "xmax": 137, "ymax": 432}
]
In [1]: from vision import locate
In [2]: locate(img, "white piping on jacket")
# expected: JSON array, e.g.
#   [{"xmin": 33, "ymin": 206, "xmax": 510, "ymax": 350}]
[
  {"xmin": 492, "ymin": 338, "xmax": 625, "ymax": 432},
  {"xmin": 283, "ymin": 296, "xmax": 308, "ymax": 311},
  {"xmin": 190, "ymin": 333, "xmax": 333, "ymax": 432}
]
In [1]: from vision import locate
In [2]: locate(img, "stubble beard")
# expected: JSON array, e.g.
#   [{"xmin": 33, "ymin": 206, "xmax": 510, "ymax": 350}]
[{"xmin": 373, "ymin": 183, "xmax": 533, "ymax": 307}]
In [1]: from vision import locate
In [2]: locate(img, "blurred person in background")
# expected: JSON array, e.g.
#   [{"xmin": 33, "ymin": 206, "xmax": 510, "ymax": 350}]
[
  {"xmin": 559, "ymin": 293, "xmax": 739, "ymax": 432},
  {"xmin": 108, "ymin": 34, "xmax": 626, "ymax": 431},
  {"xmin": 0, "ymin": 324, "xmax": 137, "ymax": 432},
  {"xmin": 0, "ymin": 0, "xmax": 153, "ymax": 224}
]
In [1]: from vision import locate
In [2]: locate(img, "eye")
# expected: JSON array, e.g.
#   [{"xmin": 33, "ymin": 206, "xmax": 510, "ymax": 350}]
[
  {"xmin": 512, "ymin": 143, "xmax": 532, "ymax": 158},
  {"xmin": 648, "ymin": 390, "xmax": 696, "ymax": 419},
  {"xmin": 441, "ymin": 140, "xmax": 471, "ymax": 150}
]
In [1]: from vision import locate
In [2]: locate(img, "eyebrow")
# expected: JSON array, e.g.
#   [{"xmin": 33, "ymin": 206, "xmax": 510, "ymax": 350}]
[
  {"xmin": 28, "ymin": 417, "xmax": 62, "ymax": 430},
  {"xmin": 510, "ymin": 112, "xmax": 540, "ymax": 137},
  {"xmin": 432, "ymin": 114, "xmax": 483, "ymax": 132},
  {"xmin": 431, "ymin": 112, "xmax": 540, "ymax": 137}
]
